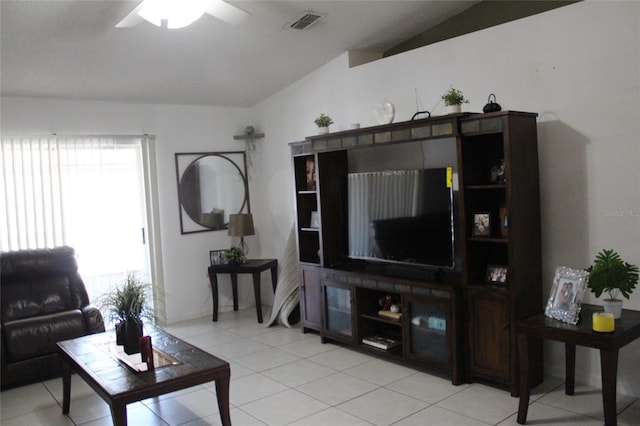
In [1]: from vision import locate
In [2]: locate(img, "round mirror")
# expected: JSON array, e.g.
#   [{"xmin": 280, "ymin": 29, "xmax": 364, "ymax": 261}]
[{"xmin": 177, "ymin": 153, "xmax": 248, "ymax": 233}]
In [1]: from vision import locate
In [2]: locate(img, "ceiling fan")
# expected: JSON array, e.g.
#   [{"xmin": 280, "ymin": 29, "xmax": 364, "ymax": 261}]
[{"xmin": 116, "ymin": 0, "xmax": 250, "ymax": 29}]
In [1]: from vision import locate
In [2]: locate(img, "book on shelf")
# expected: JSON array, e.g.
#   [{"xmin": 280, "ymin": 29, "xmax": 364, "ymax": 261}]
[
  {"xmin": 362, "ymin": 335, "xmax": 401, "ymax": 350},
  {"xmin": 378, "ymin": 310, "xmax": 401, "ymax": 320}
]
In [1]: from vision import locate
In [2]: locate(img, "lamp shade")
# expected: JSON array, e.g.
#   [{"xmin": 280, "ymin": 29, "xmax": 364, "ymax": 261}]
[{"xmin": 228, "ymin": 213, "xmax": 255, "ymax": 237}]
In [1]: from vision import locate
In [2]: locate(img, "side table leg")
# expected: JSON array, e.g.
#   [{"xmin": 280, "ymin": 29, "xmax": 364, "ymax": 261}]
[
  {"xmin": 517, "ymin": 334, "xmax": 531, "ymax": 425},
  {"xmin": 110, "ymin": 403, "xmax": 127, "ymax": 426},
  {"xmin": 565, "ymin": 343, "xmax": 576, "ymax": 395},
  {"xmin": 209, "ymin": 273, "xmax": 219, "ymax": 322},
  {"xmin": 270, "ymin": 265, "xmax": 278, "ymax": 293},
  {"xmin": 600, "ymin": 348, "xmax": 619, "ymax": 426},
  {"xmin": 60, "ymin": 358, "xmax": 72, "ymax": 414},
  {"xmin": 253, "ymin": 271, "xmax": 263, "ymax": 323},
  {"xmin": 231, "ymin": 273, "xmax": 239, "ymax": 311},
  {"xmin": 216, "ymin": 369, "xmax": 232, "ymax": 426}
]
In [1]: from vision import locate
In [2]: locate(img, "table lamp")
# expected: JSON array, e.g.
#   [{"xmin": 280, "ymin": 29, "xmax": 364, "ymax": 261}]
[{"xmin": 228, "ymin": 213, "xmax": 255, "ymax": 255}]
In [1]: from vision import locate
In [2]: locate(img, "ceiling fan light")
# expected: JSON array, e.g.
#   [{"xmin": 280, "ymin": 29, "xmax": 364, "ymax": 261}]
[{"xmin": 137, "ymin": 0, "xmax": 211, "ymax": 29}]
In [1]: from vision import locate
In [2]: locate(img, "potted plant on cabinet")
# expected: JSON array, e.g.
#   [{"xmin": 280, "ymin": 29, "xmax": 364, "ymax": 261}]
[
  {"xmin": 314, "ymin": 113, "xmax": 333, "ymax": 134},
  {"xmin": 587, "ymin": 249, "xmax": 639, "ymax": 318},
  {"xmin": 441, "ymin": 87, "xmax": 469, "ymax": 114},
  {"xmin": 96, "ymin": 272, "xmax": 156, "ymax": 354}
]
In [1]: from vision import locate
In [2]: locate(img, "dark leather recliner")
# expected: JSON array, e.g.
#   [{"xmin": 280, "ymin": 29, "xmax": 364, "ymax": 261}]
[{"xmin": 1, "ymin": 246, "xmax": 105, "ymax": 388}]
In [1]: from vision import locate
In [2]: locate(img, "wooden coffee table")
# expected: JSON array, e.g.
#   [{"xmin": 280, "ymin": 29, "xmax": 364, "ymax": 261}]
[{"xmin": 57, "ymin": 328, "xmax": 231, "ymax": 426}]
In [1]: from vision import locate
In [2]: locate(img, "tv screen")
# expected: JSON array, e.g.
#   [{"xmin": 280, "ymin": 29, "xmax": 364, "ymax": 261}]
[{"xmin": 347, "ymin": 167, "xmax": 455, "ymax": 270}]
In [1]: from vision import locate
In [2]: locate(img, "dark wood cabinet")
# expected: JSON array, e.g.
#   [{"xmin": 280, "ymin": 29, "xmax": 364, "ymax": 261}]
[
  {"xmin": 458, "ymin": 112, "xmax": 543, "ymax": 394},
  {"xmin": 290, "ymin": 111, "xmax": 542, "ymax": 392}
]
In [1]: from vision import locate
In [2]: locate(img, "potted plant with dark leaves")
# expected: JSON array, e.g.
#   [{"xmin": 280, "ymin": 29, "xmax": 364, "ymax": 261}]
[
  {"xmin": 587, "ymin": 249, "xmax": 639, "ymax": 318},
  {"xmin": 225, "ymin": 246, "xmax": 246, "ymax": 265},
  {"xmin": 96, "ymin": 272, "xmax": 156, "ymax": 354}
]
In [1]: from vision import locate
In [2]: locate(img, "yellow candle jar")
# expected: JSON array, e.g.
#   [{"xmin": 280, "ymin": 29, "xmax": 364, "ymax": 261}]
[{"xmin": 592, "ymin": 312, "xmax": 615, "ymax": 333}]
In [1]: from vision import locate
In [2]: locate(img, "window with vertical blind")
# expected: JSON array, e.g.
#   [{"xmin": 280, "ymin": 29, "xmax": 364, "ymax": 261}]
[{"xmin": 0, "ymin": 135, "xmax": 154, "ymax": 301}]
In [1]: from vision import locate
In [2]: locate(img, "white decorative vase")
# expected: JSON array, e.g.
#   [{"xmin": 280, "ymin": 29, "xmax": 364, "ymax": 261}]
[
  {"xmin": 318, "ymin": 126, "xmax": 329, "ymax": 135},
  {"xmin": 447, "ymin": 104, "xmax": 462, "ymax": 114},
  {"xmin": 602, "ymin": 299, "xmax": 623, "ymax": 319}
]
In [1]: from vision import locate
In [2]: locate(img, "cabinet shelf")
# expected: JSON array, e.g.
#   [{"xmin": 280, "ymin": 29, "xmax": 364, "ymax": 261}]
[
  {"xmin": 360, "ymin": 313, "xmax": 402, "ymax": 326},
  {"xmin": 411, "ymin": 325, "xmax": 446, "ymax": 336},
  {"xmin": 466, "ymin": 184, "xmax": 506, "ymax": 190},
  {"xmin": 468, "ymin": 237, "xmax": 508, "ymax": 243},
  {"xmin": 298, "ymin": 190, "xmax": 317, "ymax": 195},
  {"xmin": 300, "ymin": 227, "xmax": 320, "ymax": 232}
]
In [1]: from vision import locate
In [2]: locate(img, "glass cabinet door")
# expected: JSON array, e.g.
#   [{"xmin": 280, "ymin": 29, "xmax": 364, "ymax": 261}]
[
  {"xmin": 406, "ymin": 297, "xmax": 449, "ymax": 366},
  {"xmin": 323, "ymin": 283, "xmax": 353, "ymax": 341}
]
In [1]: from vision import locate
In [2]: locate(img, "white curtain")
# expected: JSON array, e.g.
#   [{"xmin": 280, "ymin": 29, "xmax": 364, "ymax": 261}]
[
  {"xmin": 348, "ymin": 170, "xmax": 423, "ymax": 258},
  {"xmin": 0, "ymin": 135, "xmax": 151, "ymax": 300}
]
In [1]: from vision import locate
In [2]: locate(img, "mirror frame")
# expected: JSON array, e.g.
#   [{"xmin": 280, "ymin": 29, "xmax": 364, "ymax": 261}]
[{"xmin": 175, "ymin": 151, "xmax": 250, "ymax": 235}]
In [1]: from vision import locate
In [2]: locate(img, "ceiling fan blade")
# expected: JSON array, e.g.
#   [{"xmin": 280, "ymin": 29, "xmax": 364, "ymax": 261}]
[
  {"xmin": 205, "ymin": 0, "xmax": 250, "ymax": 25},
  {"xmin": 115, "ymin": 4, "xmax": 145, "ymax": 28}
]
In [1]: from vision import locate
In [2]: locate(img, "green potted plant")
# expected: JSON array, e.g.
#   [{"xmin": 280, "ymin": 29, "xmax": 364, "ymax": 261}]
[
  {"xmin": 441, "ymin": 87, "xmax": 469, "ymax": 114},
  {"xmin": 314, "ymin": 113, "xmax": 334, "ymax": 134},
  {"xmin": 587, "ymin": 249, "xmax": 639, "ymax": 318},
  {"xmin": 225, "ymin": 246, "xmax": 246, "ymax": 265},
  {"xmin": 96, "ymin": 272, "xmax": 156, "ymax": 354}
]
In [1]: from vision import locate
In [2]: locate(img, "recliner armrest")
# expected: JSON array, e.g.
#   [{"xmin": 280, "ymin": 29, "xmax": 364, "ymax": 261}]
[{"xmin": 82, "ymin": 306, "xmax": 105, "ymax": 334}]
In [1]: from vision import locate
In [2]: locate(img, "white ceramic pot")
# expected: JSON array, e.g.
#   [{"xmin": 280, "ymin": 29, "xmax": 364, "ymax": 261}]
[
  {"xmin": 318, "ymin": 126, "xmax": 329, "ymax": 135},
  {"xmin": 447, "ymin": 104, "xmax": 462, "ymax": 114},
  {"xmin": 602, "ymin": 299, "xmax": 623, "ymax": 319}
]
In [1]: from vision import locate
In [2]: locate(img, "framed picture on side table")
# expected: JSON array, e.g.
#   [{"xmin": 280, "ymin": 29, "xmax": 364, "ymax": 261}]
[
  {"xmin": 210, "ymin": 250, "xmax": 226, "ymax": 266},
  {"xmin": 544, "ymin": 266, "xmax": 589, "ymax": 325}
]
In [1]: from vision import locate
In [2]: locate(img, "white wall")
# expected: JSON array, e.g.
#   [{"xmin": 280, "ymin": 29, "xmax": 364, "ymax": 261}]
[
  {"xmin": 252, "ymin": 1, "xmax": 640, "ymax": 396},
  {"xmin": 2, "ymin": 0, "xmax": 639, "ymax": 396},
  {"xmin": 0, "ymin": 97, "xmax": 256, "ymax": 323}
]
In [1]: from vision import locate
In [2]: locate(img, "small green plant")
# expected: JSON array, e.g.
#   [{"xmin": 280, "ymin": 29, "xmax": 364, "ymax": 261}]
[
  {"xmin": 225, "ymin": 246, "xmax": 246, "ymax": 264},
  {"xmin": 96, "ymin": 272, "xmax": 156, "ymax": 324},
  {"xmin": 441, "ymin": 87, "xmax": 469, "ymax": 106},
  {"xmin": 587, "ymin": 249, "xmax": 639, "ymax": 300},
  {"xmin": 314, "ymin": 113, "xmax": 334, "ymax": 127}
]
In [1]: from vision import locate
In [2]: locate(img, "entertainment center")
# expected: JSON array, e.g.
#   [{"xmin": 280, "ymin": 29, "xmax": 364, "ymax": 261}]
[{"xmin": 290, "ymin": 111, "xmax": 543, "ymax": 394}]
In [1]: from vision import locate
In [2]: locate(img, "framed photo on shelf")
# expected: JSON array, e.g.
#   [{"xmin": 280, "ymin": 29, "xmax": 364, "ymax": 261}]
[
  {"xmin": 310, "ymin": 211, "xmax": 320, "ymax": 228},
  {"xmin": 306, "ymin": 158, "xmax": 316, "ymax": 191},
  {"xmin": 544, "ymin": 266, "xmax": 589, "ymax": 325},
  {"xmin": 209, "ymin": 250, "xmax": 226, "ymax": 266},
  {"xmin": 472, "ymin": 212, "xmax": 491, "ymax": 236},
  {"xmin": 486, "ymin": 265, "xmax": 508, "ymax": 284}
]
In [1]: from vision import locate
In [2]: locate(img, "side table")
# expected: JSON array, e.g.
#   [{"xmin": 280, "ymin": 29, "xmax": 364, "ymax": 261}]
[
  {"xmin": 516, "ymin": 303, "xmax": 640, "ymax": 426},
  {"xmin": 208, "ymin": 259, "xmax": 278, "ymax": 323}
]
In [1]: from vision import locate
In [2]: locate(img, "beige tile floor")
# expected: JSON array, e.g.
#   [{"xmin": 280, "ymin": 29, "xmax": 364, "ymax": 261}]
[{"xmin": 2, "ymin": 307, "xmax": 639, "ymax": 425}]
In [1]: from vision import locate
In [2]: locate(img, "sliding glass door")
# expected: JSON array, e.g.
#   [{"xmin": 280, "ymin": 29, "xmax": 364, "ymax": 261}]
[{"xmin": 1, "ymin": 135, "xmax": 154, "ymax": 301}]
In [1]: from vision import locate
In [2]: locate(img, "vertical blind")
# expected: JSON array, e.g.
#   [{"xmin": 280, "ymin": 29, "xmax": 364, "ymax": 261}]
[{"xmin": 1, "ymin": 135, "xmax": 150, "ymax": 299}]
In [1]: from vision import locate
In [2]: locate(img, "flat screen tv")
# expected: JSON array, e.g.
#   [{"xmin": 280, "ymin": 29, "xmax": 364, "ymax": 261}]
[{"xmin": 347, "ymin": 167, "xmax": 455, "ymax": 270}]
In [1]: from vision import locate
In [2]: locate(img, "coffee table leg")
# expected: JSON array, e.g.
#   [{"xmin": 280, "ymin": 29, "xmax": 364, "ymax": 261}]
[
  {"xmin": 61, "ymin": 358, "xmax": 72, "ymax": 414},
  {"xmin": 215, "ymin": 371, "xmax": 231, "ymax": 426},
  {"xmin": 110, "ymin": 403, "xmax": 127, "ymax": 426},
  {"xmin": 565, "ymin": 343, "xmax": 576, "ymax": 395}
]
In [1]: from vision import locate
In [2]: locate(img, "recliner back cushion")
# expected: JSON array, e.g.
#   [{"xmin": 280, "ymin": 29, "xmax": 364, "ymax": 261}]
[{"xmin": 1, "ymin": 277, "xmax": 74, "ymax": 323}]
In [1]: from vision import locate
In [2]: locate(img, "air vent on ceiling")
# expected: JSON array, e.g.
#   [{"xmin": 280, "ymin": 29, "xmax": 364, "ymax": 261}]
[{"xmin": 288, "ymin": 12, "xmax": 324, "ymax": 31}]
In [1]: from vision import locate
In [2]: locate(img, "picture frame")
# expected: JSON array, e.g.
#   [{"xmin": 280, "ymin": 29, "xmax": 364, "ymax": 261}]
[
  {"xmin": 310, "ymin": 211, "xmax": 320, "ymax": 228},
  {"xmin": 544, "ymin": 266, "xmax": 589, "ymax": 325},
  {"xmin": 306, "ymin": 158, "xmax": 316, "ymax": 191},
  {"xmin": 486, "ymin": 264, "xmax": 508, "ymax": 284},
  {"xmin": 209, "ymin": 250, "xmax": 226, "ymax": 266},
  {"xmin": 472, "ymin": 212, "xmax": 491, "ymax": 236}
]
